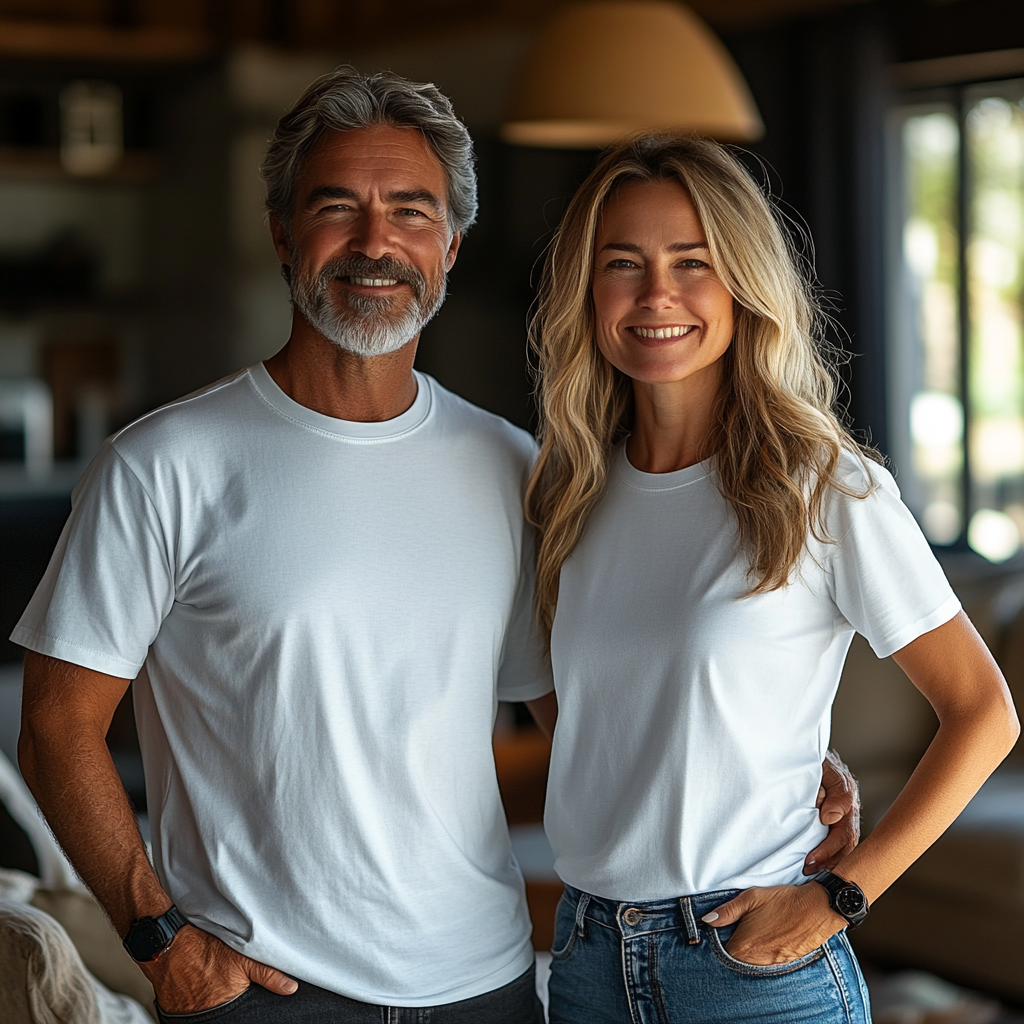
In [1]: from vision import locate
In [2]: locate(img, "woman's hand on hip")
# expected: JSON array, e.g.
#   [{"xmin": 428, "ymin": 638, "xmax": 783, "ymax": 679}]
[{"xmin": 702, "ymin": 884, "xmax": 846, "ymax": 965}]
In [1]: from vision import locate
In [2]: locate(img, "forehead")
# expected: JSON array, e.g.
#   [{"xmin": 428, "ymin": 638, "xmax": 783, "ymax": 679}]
[
  {"xmin": 598, "ymin": 179, "xmax": 704, "ymax": 240},
  {"xmin": 298, "ymin": 124, "xmax": 448, "ymax": 199}
]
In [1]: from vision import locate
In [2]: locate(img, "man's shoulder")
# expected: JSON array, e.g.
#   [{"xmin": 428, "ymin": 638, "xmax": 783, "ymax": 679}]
[
  {"xmin": 424, "ymin": 374, "xmax": 538, "ymax": 465},
  {"xmin": 109, "ymin": 368, "xmax": 255, "ymax": 460}
]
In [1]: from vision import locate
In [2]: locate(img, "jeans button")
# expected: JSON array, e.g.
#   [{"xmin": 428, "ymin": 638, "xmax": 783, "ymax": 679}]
[{"xmin": 623, "ymin": 908, "xmax": 642, "ymax": 926}]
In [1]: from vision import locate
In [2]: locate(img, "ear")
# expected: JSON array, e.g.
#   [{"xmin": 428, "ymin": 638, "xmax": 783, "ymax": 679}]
[
  {"xmin": 270, "ymin": 215, "xmax": 292, "ymax": 269},
  {"xmin": 444, "ymin": 230, "xmax": 462, "ymax": 273}
]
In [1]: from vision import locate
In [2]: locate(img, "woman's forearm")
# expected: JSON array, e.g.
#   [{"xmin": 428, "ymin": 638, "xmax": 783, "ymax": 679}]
[
  {"xmin": 833, "ymin": 696, "xmax": 1018, "ymax": 902},
  {"xmin": 830, "ymin": 611, "xmax": 1018, "ymax": 903}
]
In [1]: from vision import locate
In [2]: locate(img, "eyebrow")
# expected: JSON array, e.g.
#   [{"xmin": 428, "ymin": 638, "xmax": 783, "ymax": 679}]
[
  {"xmin": 388, "ymin": 189, "xmax": 445, "ymax": 215},
  {"xmin": 305, "ymin": 186, "xmax": 358, "ymax": 208},
  {"xmin": 599, "ymin": 241, "xmax": 709, "ymax": 255},
  {"xmin": 305, "ymin": 185, "xmax": 445, "ymax": 216}
]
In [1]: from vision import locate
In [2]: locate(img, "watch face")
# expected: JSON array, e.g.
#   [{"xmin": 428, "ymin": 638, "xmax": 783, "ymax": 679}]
[
  {"xmin": 125, "ymin": 917, "xmax": 167, "ymax": 961},
  {"xmin": 835, "ymin": 885, "xmax": 866, "ymax": 918}
]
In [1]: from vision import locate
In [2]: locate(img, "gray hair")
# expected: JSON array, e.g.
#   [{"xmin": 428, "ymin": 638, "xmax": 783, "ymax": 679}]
[{"xmin": 261, "ymin": 66, "xmax": 477, "ymax": 236}]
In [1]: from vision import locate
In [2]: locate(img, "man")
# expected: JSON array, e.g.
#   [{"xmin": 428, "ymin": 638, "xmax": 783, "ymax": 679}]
[{"xmin": 14, "ymin": 68, "xmax": 854, "ymax": 1022}]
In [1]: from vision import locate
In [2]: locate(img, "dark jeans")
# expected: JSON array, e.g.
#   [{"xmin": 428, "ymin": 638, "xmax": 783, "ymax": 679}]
[{"xmin": 155, "ymin": 964, "xmax": 544, "ymax": 1024}]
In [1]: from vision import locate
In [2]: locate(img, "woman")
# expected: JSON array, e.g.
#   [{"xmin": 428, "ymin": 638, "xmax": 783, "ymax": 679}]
[{"xmin": 526, "ymin": 133, "xmax": 1018, "ymax": 1024}]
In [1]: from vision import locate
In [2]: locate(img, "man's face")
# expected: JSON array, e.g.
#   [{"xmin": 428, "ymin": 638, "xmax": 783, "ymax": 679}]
[{"xmin": 273, "ymin": 124, "xmax": 461, "ymax": 358}]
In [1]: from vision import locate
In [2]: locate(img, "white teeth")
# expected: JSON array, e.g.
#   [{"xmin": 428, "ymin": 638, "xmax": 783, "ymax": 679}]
[
  {"xmin": 350, "ymin": 277, "xmax": 398, "ymax": 287},
  {"xmin": 633, "ymin": 325, "xmax": 693, "ymax": 339}
]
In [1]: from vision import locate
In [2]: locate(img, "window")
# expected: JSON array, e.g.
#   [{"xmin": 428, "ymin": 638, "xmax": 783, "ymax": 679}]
[{"xmin": 891, "ymin": 79, "xmax": 1024, "ymax": 562}]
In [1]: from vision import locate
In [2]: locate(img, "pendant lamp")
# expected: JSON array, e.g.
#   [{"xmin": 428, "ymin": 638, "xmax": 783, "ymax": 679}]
[{"xmin": 502, "ymin": 1, "xmax": 764, "ymax": 148}]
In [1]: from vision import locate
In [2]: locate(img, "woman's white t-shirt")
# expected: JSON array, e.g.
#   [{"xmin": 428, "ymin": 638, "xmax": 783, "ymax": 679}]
[{"xmin": 544, "ymin": 445, "xmax": 960, "ymax": 902}]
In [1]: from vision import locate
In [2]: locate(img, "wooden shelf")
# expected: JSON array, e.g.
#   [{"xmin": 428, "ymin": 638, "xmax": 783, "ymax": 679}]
[
  {"xmin": 0, "ymin": 147, "xmax": 160, "ymax": 182},
  {"xmin": 0, "ymin": 20, "xmax": 213, "ymax": 64}
]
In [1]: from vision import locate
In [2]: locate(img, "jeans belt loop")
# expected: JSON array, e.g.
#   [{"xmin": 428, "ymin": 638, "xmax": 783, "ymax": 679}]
[
  {"xmin": 574, "ymin": 891, "xmax": 592, "ymax": 938},
  {"xmin": 679, "ymin": 896, "xmax": 701, "ymax": 945}
]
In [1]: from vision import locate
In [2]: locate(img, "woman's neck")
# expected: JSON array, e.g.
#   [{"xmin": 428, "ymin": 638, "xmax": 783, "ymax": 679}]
[{"xmin": 626, "ymin": 368, "xmax": 722, "ymax": 475}]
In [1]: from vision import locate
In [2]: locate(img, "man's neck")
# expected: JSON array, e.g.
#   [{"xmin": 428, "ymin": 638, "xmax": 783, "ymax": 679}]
[{"xmin": 263, "ymin": 316, "xmax": 419, "ymax": 422}]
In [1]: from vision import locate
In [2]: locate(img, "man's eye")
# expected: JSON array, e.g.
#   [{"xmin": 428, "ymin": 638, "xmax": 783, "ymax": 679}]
[{"xmin": 398, "ymin": 208, "xmax": 426, "ymax": 217}]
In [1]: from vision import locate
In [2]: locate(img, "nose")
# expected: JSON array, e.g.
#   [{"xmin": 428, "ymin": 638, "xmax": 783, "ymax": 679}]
[
  {"xmin": 637, "ymin": 266, "xmax": 679, "ymax": 310},
  {"xmin": 348, "ymin": 207, "xmax": 394, "ymax": 261}
]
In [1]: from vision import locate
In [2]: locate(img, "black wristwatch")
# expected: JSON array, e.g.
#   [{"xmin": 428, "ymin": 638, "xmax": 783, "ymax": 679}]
[
  {"xmin": 811, "ymin": 870, "xmax": 869, "ymax": 928},
  {"xmin": 122, "ymin": 905, "xmax": 188, "ymax": 962}
]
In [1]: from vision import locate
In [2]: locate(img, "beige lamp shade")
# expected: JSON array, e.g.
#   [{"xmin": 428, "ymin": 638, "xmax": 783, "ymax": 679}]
[{"xmin": 502, "ymin": 1, "xmax": 764, "ymax": 148}]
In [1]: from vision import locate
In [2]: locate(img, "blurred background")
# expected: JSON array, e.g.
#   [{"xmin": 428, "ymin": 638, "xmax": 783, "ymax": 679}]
[{"xmin": 1, "ymin": 1, "xmax": 1023, "ymax": 1020}]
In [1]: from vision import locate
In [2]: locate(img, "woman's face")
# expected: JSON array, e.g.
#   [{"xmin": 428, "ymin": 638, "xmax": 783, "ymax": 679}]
[{"xmin": 592, "ymin": 179, "xmax": 735, "ymax": 393}]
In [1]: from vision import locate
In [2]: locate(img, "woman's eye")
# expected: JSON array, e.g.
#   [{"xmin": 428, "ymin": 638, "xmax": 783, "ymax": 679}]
[
  {"xmin": 606, "ymin": 258, "xmax": 639, "ymax": 269},
  {"xmin": 679, "ymin": 258, "xmax": 710, "ymax": 269}
]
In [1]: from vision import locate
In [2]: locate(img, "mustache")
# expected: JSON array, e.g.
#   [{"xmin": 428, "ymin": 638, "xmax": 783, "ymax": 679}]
[{"xmin": 304, "ymin": 253, "xmax": 428, "ymax": 301}]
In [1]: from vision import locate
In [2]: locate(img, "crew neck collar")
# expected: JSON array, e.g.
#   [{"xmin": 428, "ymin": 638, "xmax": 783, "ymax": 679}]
[
  {"xmin": 247, "ymin": 362, "xmax": 432, "ymax": 442},
  {"xmin": 614, "ymin": 441, "xmax": 712, "ymax": 491}
]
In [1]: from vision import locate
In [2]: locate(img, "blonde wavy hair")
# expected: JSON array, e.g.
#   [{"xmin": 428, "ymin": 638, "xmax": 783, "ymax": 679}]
[{"xmin": 525, "ymin": 132, "xmax": 876, "ymax": 638}]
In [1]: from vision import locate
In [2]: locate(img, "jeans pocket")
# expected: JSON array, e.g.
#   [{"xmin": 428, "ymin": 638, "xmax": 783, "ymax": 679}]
[
  {"xmin": 707, "ymin": 925, "xmax": 824, "ymax": 977},
  {"xmin": 156, "ymin": 985, "xmax": 254, "ymax": 1022},
  {"xmin": 551, "ymin": 892, "xmax": 580, "ymax": 960}
]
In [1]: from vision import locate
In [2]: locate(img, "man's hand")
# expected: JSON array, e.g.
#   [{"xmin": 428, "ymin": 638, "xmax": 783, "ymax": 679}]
[
  {"xmin": 144, "ymin": 926, "xmax": 297, "ymax": 1014},
  {"xmin": 701, "ymin": 883, "xmax": 845, "ymax": 965},
  {"xmin": 803, "ymin": 749, "xmax": 861, "ymax": 875}
]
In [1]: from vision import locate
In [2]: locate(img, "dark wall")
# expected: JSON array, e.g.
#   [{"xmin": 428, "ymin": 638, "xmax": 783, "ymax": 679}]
[
  {"xmin": 726, "ymin": 2, "xmax": 892, "ymax": 453},
  {"xmin": 892, "ymin": 0, "xmax": 1024, "ymax": 62},
  {"xmin": 0, "ymin": 497, "xmax": 70, "ymax": 664},
  {"xmin": 145, "ymin": 64, "xmax": 234, "ymax": 407}
]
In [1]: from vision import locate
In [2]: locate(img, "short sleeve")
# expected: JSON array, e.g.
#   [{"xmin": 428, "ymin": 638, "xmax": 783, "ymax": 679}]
[
  {"xmin": 496, "ymin": 525, "xmax": 554, "ymax": 702},
  {"xmin": 825, "ymin": 457, "xmax": 961, "ymax": 659},
  {"xmin": 11, "ymin": 442, "xmax": 176, "ymax": 678}
]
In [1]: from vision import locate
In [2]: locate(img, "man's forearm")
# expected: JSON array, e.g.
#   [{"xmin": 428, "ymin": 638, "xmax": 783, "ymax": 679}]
[{"xmin": 19, "ymin": 655, "xmax": 171, "ymax": 935}]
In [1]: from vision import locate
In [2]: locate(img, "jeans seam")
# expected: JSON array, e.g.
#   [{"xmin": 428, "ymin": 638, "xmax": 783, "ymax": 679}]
[
  {"xmin": 833, "ymin": 931, "xmax": 864, "ymax": 1024},
  {"xmin": 620, "ymin": 933, "xmax": 641, "ymax": 1024},
  {"xmin": 825, "ymin": 937, "xmax": 853, "ymax": 1023},
  {"xmin": 650, "ymin": 934, "xmax": 670, "ymax": 1024}
]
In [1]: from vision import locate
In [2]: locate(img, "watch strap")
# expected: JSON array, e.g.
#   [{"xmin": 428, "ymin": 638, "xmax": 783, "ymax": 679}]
[
  {"xmin": 159, "ymin": 904, "xmax": 188, "ymax": 939},
  {"xmin": 123, "ymin": 904, "xmax": 188, "ymax": 962},
  {"xmin": 812, "ymin": 870, "xmax": 869, "ymax": 928}
]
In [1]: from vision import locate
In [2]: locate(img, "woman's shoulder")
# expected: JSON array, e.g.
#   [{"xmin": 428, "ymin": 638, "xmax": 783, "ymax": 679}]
[
  {"xmin": 829, "ymin": 446, "xmax": 898, "ymax": 500},
  {"xmin": 816, "ymin": 446, "xmax": 923, "ymax": 551}
]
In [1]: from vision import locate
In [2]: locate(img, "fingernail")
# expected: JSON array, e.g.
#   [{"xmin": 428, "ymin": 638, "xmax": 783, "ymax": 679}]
[
  {"xmin": 284, "ymin": 980, "xmax": 298, "ymax": 994},
  {"xmin": 807, "ymin": 858, "xmax": 816, "ymax": 866},
  {"xmin": 701, "ymin": 911, "xmax": 719, "ymax": 923},
  {"xmin": 823, "ymin": 812, "xmax": 841, "ymax": 824}
]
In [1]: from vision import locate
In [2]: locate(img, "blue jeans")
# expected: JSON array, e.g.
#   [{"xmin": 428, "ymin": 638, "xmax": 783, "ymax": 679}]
[{"xmin": 548, "ymin": 885, "xmax": 871, "ymax": 1024}]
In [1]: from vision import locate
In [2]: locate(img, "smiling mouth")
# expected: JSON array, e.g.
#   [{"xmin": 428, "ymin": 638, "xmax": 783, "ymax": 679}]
[
  {"xmin": 343, "ymin": 276, "xmax": 401, "ymax": 287},
  {"xmin": 630, "ymin": 325, "xmax": 697, "ymax": 339}
]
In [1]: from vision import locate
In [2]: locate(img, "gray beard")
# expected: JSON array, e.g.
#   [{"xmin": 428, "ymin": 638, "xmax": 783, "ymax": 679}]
[{"xmin": 290, "ymin": 253, "xmax": 446, "ymax": 358}]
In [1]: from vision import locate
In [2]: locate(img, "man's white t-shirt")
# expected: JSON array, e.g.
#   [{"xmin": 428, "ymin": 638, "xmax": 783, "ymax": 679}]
[
  {"xmin": 13, "ymin": 364, "xmax": 553, "ymax": 1006},
  {"xmin": 544, "ymin": 445, "xmax": 960, "ymax": 902}
]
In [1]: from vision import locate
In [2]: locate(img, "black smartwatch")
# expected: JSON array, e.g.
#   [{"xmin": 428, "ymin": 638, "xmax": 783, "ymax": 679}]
[
  {"xmin": 122, "ymin": 905, "xmax": 188, "ymax": 962},
  {"xmin": 811, "ymin": 870, "xmax": 869, "ymax": 928}
]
